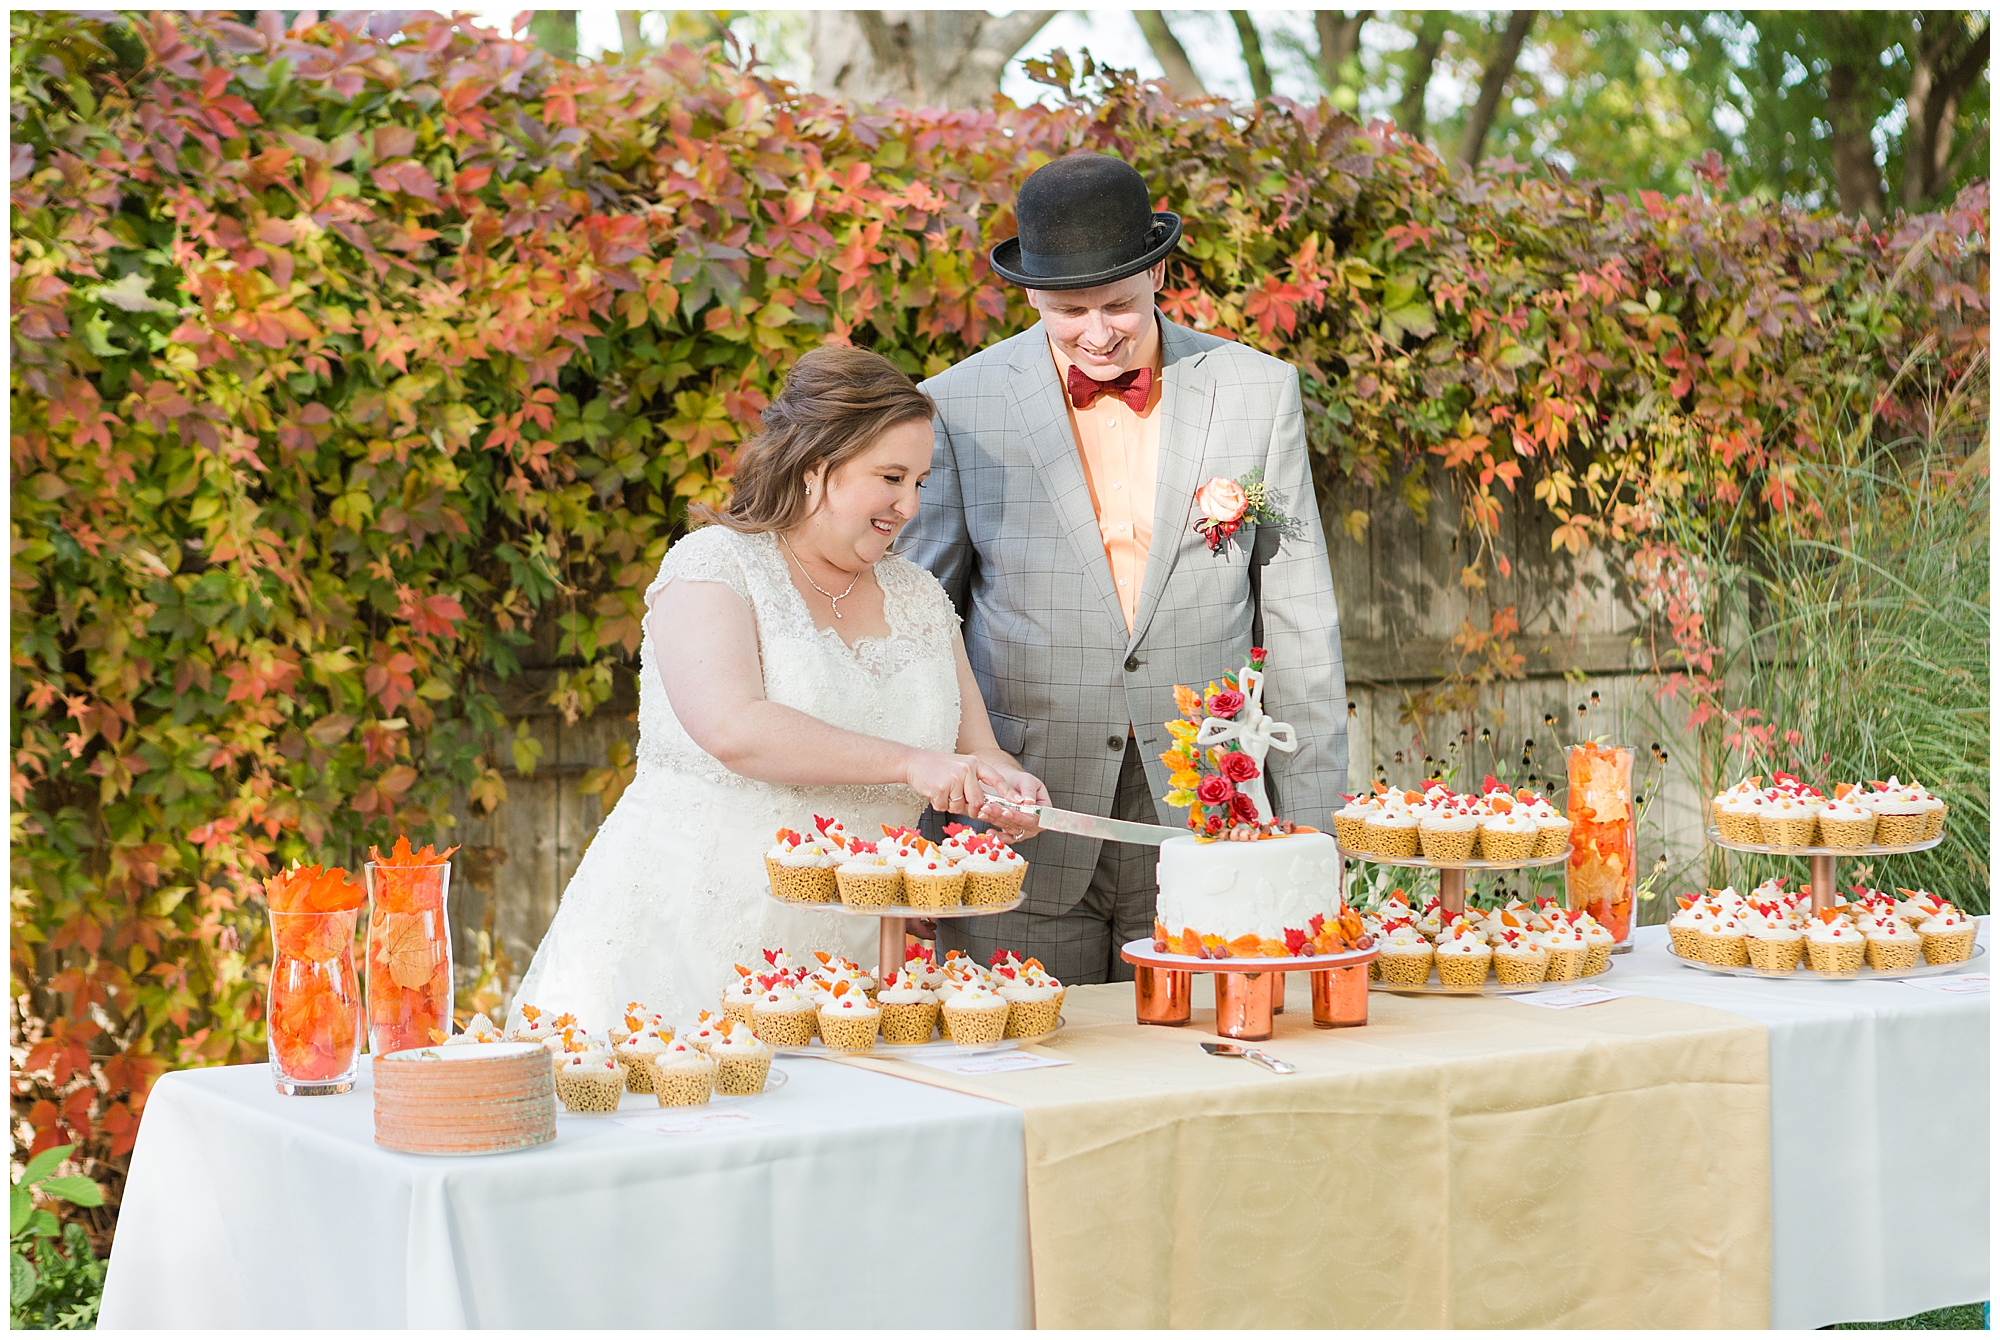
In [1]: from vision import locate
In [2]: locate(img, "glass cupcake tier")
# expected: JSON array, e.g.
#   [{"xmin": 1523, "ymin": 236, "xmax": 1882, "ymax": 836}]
[
  {"xmin": 1370, "ymin": 961, "xmax": 1619, "ymax": 997},
  {"xmin": 558, "ymin": 1066, "xmax": 789, "ymax": 1117},
  {"xmin": 1119, "ymin": 939, "xmax": 1380, "ymax": 973},
  {"xmin": 1704, "ymin": 827, "xmax": 1943, "ymax": 858},
  {"xmin": 767, "ymin": 1018, "xmax": 1063, "ymax": 1060},
  {"xmin": 1668, "ymin": 943, "xmax": 1982, "ymax": 982},
  {"xmin": 764, "ymin": 893, "xmax": 1023, "ymax": 918},
  {"xmin": 1333, "ymin": 844, "xmax": 1573, "ymax": 872}
]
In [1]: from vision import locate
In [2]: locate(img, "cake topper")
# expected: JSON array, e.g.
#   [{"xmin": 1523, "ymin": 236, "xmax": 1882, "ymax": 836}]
[{"xmin": 1159, "ymin": 648, "xmax": 1304, "ymax": 839}]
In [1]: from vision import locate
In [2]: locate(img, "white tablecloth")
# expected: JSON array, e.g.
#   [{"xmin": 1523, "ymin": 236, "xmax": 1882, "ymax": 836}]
[
  {"xmin": 99, "ymin": 1056, "xmax": 1031, "ymax": 1328},
  {"xmin": 1611, "ymin": 922, "xmax": 1989, "ymax": 1329}
]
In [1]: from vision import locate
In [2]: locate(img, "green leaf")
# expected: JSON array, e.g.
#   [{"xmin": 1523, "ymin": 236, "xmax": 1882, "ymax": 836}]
[
  {"xmin": 10, "ymin": 1189, "xmax": 31, "ymax": 1238},
  {"xmin": 16, "ymin": 1147, "xmax": 71, "ymax": 1191},
  {"xmin": 32, "ymin": 1178, "xmax": 101, "ymax": 1210},
  {"xmin": 87, "ymin": 272, "xmax": 177, "ymax": 314},
  {"xmin": 11, "ymin": 1250, "xmax": 36, "ymax": 1308}
]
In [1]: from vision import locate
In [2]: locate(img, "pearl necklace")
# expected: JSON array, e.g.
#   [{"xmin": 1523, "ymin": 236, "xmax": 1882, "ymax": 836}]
[{"xmin": 779, "ymin": 533, "xmax": 862, "ymax": 620}]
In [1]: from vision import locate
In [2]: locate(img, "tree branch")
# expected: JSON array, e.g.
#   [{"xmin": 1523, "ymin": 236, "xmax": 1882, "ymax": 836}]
[
  {"xmin": 1396, "ymin": 11, "xmax": 1448, "ymax": 140},
  {"xmin": 1135, "ymin": 11, "xmax": 1209, "ymax": 99},
  {"xmin": 1231, "ymin": 11, "xmax": 1273, "ymax": 100},
  {"xmin": 616, "ymin": 11, "xmax": 643, "ymax": 55},
  {"xmin": 1315, "ymin": 10, "xmax": 1370, "ymax": 94},
  {"xmin": 1455, "ymin": 10, "xmax": 1535, "ymax": 171},
  {"xmin": 977, "ymin": 9, "xmax": 1057, "ymax": 62}
]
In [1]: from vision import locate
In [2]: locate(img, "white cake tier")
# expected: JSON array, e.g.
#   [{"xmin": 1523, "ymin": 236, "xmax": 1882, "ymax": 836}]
[{"xmin": 1154, "ymin": 831, "xmax": 1344, "ymax": 945}]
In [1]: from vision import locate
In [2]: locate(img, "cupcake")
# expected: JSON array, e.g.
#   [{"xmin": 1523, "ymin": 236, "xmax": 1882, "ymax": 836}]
[
  {"xmin": 650, "ymin": 1038, "xmax": 716, "ymax": 1107},
  {"xmin": 1861, "ymin": 914, "xmax": 1923, "ymax": 971},
  {"xmin": 750, "ymin": 986, "xmax": 817, "ymax": 1047},
  {"xmin": 1910, "ymin": 782, "xmax": 1947, "ymax": 840},
  {"xmin": 609, "ymin": 1001, "xmax": 666, "ymax": 1047},
  {"xmin": 615, "ymin": 1027, "xmax": 672, "ymax": 1092},
  {"xmin": 1376, "ymin": 923, "xmax": 1436, "ymax": 985},
  {"xmin": 1865, "ymin": 780, "xmax": 1932, "ymax": 845},
  {"xmin": 1917, "ymin": 908, "xmax": 1977, "ymax": 964},
  {"xmin": 816, "ymin": 980, "xmax": 881, "ymax": 1052},
  {"xmin": 554, "ymin": 1042, "xmax": 626, "ymax": 1113},
  {"xmin": 720, "ymin": 971, "xmax": 766, "ymax": 1027},
  {"xmin": 1539, "ymin": 921, "xmax": 1588, "ymax": 981},
  {"xmin": 994, "ymin": 960, "xmax": 1063, "ymax": 1037},
  {"xmin": 444, "ymin": 1012, "xmax": 506, "ymax": 1045},
  {"xmin": 1572, "ymin": 911, "xmax": 1616, "ymax": 976},
  {"xmin": 1757, "ymin": 793, "xmax": 1820, "ymax": 848},
  {"xmin": 1743, "ymin": 907, "xmax": 1805, "ymax": 973},
  {"xmin": 875, "ymin": 972, "xmax": 941, "ymax": 1045},
  {"xmin": 1476, "ymin": 801, "xmax": 1537, "ymax": 862},
  {"xmin": 1802, "ymin": 913, "xmax": 1866, "ymax": 976},
  {"xmin": 1417, "ymin": 800, "xmax": 1482, "ymax": 862},
  {"xmin": 1696, "ymin": 912, "xmax": 1751, "ymax": 968},
  {"xmin": 1362, "ymin": 800, "xmax": 1421, "ymax": 859},
  {"xmin": 764, "ymin": 827, "xmax": 840, "ymax": 903},
  {"xmin": 901, "ymin": 851, "xmax": 967, "ymax": 909},
  {"xmin": 939, "ymin": 978, "xmax": 1011, "ymax": 1045},
  {"xmin": 1815, "ymin": 793, "xmax": 1878, "ymax": 848},
  {"xmin": 680, "ymin": 1011, "xmax": 728, "ymax": 1054},
  {"xmin": 1893, "ymin": 887, "xmax": 1949, "ymax": 928},
  {"xmin": 1331, "ymin": 795, "xmax": 1378, "ymax": 853},
  {"xmin": 1491, "ymin": 930, "xmax": 1549, "ymax": 985},
  {"xmin": 1523, "ymin": 797, "xmax": 1573, "ymax": 858},
  {"xmin": 710, "ymin": 1020, "xmax": 774, "ymax": 1095},
  {"xmin": 959, "ymin": 834, "xmax": 1028, "ymax": 906},
  {"xmin": 832, "ymin": 841, "xmax": 902, "ymax": 907},
  {"xmin": 1433, "ymin": 921, "xmax": 1492, "ymax": 990},
  {"xmin": 1711, "ymin": 779, "xmax": 1767, "ymax": 843},
  {"xmin": 507, "ymin": 1002, "xmax": 558, "ymax": 1047}
]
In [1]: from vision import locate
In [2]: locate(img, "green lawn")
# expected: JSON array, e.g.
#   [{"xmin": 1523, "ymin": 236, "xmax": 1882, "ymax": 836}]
[{"xmin": 1827, "ymin": 1302, "xmax": 1989, "ymax": 1329}]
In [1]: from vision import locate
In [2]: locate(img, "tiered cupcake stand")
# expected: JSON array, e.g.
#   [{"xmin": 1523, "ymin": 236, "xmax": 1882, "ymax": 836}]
[
  {"xmin": 1118, "ymin": 939, "xmax": 1380, "ymax": 1041},
  {"xmin": 1334, "ymin": 843, "xmax": 1600, "ymax": 996},
  {"xmin": 1684, "ymin": 827, "xmax": 1981, "ymax": 980}
]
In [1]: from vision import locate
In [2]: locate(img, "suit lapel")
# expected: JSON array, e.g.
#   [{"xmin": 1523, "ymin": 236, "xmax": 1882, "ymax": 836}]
[
  {"xmin": 1129, "ymin": 319, "xmax": 1214, "ymax": 651},
  {"xmin": 1008, "ymin": 324, "xmax": 1128, "ymax": 636}
]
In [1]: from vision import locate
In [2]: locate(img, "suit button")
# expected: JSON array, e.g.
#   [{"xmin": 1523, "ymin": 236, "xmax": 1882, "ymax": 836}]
[
  {"xmin": 1124, "ymin": 654, "xmax": 1141, "ymax": 672},
  {"xmin": 1107, "ymin": 735, "xmax": 1123, "ymax": 751}
]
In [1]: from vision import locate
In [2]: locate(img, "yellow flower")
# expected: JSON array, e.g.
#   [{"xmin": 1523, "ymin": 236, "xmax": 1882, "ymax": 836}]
[
  {"xmin": 1170, "ymin": 769, "xmax": 1201, "ymax": 790},
  {"xmin": 1165, "ymin": 789, "xmax": 1197, "ymax": 809},
  {"xmin": 1167, "ymin": 718, "xmax": 1199, "ymax": 745},
  {"xmin": 1172, "ymin": 684, "xmax": 1200, "ymax": 718},
  {"xmin": 1161, "ymin": 749, "xmax": 1193, "ymax": 772}
]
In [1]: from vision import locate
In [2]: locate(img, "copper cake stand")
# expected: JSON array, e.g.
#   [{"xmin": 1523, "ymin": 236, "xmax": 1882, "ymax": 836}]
[
  {"xmin": 1704, "ymin": 827, "xmax": 1942, "ymax": 912},
  {"xmin": 766, "ymin": 892, "xmax": 1022, "ymax": 981},
  {"xmin": 1119, "ymin": 939, "xmax": 1381, "ymax": 1041}
]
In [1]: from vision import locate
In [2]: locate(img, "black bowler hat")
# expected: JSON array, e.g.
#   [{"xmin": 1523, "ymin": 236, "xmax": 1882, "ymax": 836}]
[{"xmin": 989, "ymin": 153, "xmax": 1182, "ymax": 291}]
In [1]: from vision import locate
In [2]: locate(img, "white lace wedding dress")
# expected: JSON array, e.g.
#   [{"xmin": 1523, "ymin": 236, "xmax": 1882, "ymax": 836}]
[{"xmin": 507, "ymin": 526, "xmax": 963, "ymax": 1033}]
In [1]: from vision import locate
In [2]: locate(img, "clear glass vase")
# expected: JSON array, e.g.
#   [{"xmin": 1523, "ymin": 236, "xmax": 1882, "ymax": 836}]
[
  {"xmin": 364, "ymin": 860, "xmax": 453, "ymax": 1056},
  {"xmin": 266, "ymin": 907, "xmax": 363, "ymax": 1095},
  {"xmin": 1566, "ymin": 743, "xmax": 1637, "ymax": 951}
]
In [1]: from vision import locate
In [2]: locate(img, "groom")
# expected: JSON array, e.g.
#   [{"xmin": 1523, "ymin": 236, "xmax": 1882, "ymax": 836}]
[{"xmin": 903, "ymin": 153, "xmax": 1349, "ymax": 985}]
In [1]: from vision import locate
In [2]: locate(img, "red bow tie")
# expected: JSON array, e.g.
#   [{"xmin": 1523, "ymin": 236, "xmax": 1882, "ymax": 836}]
[{"xmin": 1066, "ymin": 364, "xmax": 1152, "ymax": 413}]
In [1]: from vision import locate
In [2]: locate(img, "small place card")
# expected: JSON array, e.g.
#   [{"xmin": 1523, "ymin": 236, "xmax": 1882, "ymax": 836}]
[
  {"xmin": 1509, "ymin": 985, "xmax": 1634, "ymax": 1010},
  {"xmin": 907, "ymin": 1050, "xmax": 1073, "ymax": 1076},
  {"xmin": 1898, "ymin": 973, "xmax": 1989, "ymax": 995},
  {"xmin": 615, "ymin": 1109, "xmax": 786, "ymax": 1137}
]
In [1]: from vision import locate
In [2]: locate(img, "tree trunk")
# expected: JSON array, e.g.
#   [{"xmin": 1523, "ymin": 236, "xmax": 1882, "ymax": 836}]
[
  {"xmin": 1901, "ymin": 12, "xmax": 1990, "ymax": 210},
  {"xmin": 1231, "ymin": 11, "xmax": 1273, "ymax": 99},
  {"xmin": 1396, "ymin": 11, "xmax": 1449, "ymax": 141},
  {"xmin": 528, "ymin": 11, "xmax": 577, "ymax": 62},
  {"xmin": 1825, "ymin": 55, "xmax": 1888, "ymax": 220},
  {"xmin": 807, "ymin": 10, "xmax": 1056, "ymax": 109},
  {"xmin": 616, "ymin": 11, "xmax": 644, "ymax": 56},
  {"xmin": 1135, "ymin": 11, "xmax": 1209, "ymax": 99},
  {"xmin": 1455, "ymin": 10, "xmax": 1536, "ymax": 171},
  {"xmin": 1314, "ymin": 11, "xmax": 1370, "ymax": 95}
]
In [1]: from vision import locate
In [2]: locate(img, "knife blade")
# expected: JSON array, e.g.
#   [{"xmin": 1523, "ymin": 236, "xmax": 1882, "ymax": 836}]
[
  {"xmin": 1200, "ymin": 1041, "xmax": 1296, "ymax": 1074},
  {"xmin": 986, "ymin": 800, "xmax": 1185, "ymax": 846}
]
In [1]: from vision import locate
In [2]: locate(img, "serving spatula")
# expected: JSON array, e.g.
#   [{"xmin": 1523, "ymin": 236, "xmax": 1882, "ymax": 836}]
[{"xmin": 1199, "ymin": 1041, "xmax": 1296, "ymax": 1074}]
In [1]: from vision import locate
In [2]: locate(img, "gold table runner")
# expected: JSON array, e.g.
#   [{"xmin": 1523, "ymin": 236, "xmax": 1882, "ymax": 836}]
[{"xmin": 845, "ymin": 976, "xmax": 1771, "ymax": 1328}]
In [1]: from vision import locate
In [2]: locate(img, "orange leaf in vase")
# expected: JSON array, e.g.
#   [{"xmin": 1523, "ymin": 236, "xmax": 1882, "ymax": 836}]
[
  {"xmin": 367, "ymin": 836, "xmax": 459, "ymax": 912},
  {"xmin": 264, "ymin": 864, "xmax": 366, "ymax": 914},
  {"xmin": 377, "ymin": 912, "xmax": 442, "ymax": 989}
]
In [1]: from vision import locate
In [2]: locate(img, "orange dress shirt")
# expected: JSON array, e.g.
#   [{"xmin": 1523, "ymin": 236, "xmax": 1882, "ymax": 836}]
[{"xmin": 1046, "ymin": 327, "xmax": 1164, "ymax": 635}]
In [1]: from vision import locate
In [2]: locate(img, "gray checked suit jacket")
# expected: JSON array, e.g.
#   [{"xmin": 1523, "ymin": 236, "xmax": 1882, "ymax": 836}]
[{"xmin": 902, "ymin": 317, "xmax": 1349, "ymax": 917}]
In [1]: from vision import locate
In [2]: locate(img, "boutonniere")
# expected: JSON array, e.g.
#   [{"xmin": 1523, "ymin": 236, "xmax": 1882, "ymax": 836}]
[{"xmin": 1193, "ymin": 469, "xmax": 1306, "ymax": 556}]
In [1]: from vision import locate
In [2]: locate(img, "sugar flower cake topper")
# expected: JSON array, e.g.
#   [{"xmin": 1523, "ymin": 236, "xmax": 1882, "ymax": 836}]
[{"xmin": 1159, "ymin": 647, "xmax": 1302, "ymax": 838}]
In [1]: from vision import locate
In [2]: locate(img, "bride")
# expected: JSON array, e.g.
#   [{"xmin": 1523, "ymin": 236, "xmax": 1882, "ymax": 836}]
[{"xmin": 508, "ymin": 346, "xmax": 1049, "ymax": 1031}]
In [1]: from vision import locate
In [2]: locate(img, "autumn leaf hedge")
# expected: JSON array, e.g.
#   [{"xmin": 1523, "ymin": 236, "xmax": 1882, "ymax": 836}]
[{"xmin": 10, "ymin": 10, "xmax": 1987, "ymax": 1192}]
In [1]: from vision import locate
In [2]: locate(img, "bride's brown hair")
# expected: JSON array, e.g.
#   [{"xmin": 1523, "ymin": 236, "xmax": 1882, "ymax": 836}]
[{"xmin": 693, "ymin": 345, "xmax": 935, "ymax": 534}]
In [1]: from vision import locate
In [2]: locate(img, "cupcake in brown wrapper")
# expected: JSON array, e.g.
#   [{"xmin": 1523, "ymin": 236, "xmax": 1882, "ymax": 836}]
[
  {"xmin": 1757, "ymin": 806, "xmax": 1819, "ymax": 848},
  {"xmin": 1804, "ymin": 925, "xmax": 1866, "ymax": 975},
  {"xmin": 751, "ymin": 990, "xmax": 817, "ymax": 1048},
  {"xmin": 1491, "ymin": 938, "xmax": 1549, "ymax": 985},
  {"xmin": 1331, "ymin": 810, "xmax": 1371, "ymax": 852},
  {"xmin": 1696, "ymin": 925, "xmax": 1751, "ymax": 968},
  {"xmin": 1002, "ymin": 993, "xmax": 1062, "ymax": 1039},
  {"xmin": 1581, "ymin": 943, "xmax": 1614, "ymax": 976},
  {"xmin": 902, "ymin": 863, "xmax": 966, "ymax": 908},
  {"xmin": 764, "ymin": 854, "xmax": 839, "ymax": 903},
  {"xmin": 834, "ymin": 857, "xmax": 903, "ymax": 908},
  {"xmin": 1363, "ymin": 813, "xmax": 1420, "ymax": 859},
  {"xmin": 1477, "ymin": 814, "xmax": 1537, "ymax": 862},
  {"xmin": 1744, "ymin": 932, "xmax": 1804, "ymax": 973},
  {"xmin": 1873, "ymin": 811, "xmax": 1926, "ymax": 845},
  {"xmin": 1917, "ymin": 915, "xmax": 1977, "ymax": 963},
  {"xmin": 1417, "ymin": 815, "xmax": 1480, "ymax": 862},
  {"xmin": 816, "ymin": 983, "xmax": 881, "ymax": 1053},
  {"xmin": 940, "ymin": 982, "xmax": 1010, "ymax": 1046},
  {"xmin": 649, "ymin": 1045, "xmax": 715, "ymax": 1106},
  {"xmin": 877, "ymin": 997, "xmax": 940, "ymax": 1045},
  {"xmin": 555, "ymin": 1057, "xmax": 627, "ymax": 1112},
  {"xmin": 1530, "ymin": 815, "xmax": 1573, "ymax": 858}
]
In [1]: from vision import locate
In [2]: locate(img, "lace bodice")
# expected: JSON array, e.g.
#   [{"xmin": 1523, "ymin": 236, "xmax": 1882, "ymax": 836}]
[{"xmin": 637, "ymin": 526, "xmax": 963, "ymax": 794}]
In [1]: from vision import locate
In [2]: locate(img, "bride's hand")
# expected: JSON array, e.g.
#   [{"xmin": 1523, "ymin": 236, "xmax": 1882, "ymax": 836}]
[
  {"xmin": 905, "ymin": 750, "xmax": 988, "ymax": 816},
  {"xmin": 974, "ymin": 762, "xmax": 1049, "ymax": 840}
]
